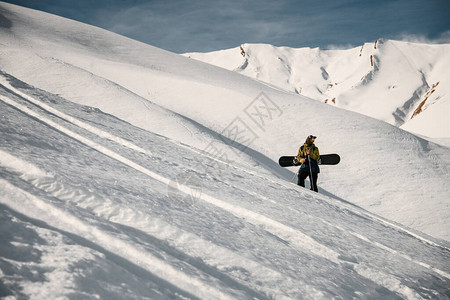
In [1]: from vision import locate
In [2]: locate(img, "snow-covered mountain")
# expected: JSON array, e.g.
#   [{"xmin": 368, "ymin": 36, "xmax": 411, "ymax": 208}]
[
  {"xmin": 184, "ymin": 41, "xmax": 450, "ymax": 141},
  {"xmin": 1, "ymin": 2, "xmax": 450, "ymax": 299}
]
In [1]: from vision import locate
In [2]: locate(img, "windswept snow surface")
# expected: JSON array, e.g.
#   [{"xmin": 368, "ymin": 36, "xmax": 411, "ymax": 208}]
[
  {"xmin": 1, "ymin": 2, "xmax": 450, "ymax": 299},
  {"xmin": 2, "ymin": 72, "xmax": 450, "ymax": 300},
  {"xmin": 184, "ymin": 41, "xmax": 450, "ymax": 140}
]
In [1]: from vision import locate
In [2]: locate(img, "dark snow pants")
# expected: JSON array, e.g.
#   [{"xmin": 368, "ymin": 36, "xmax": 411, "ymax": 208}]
[{"xmin": 298, "ymin": 170, "xmax": 318, "ymax": 192}]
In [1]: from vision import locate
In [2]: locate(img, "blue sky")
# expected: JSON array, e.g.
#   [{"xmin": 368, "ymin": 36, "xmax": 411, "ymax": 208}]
[{"xmin": 4, "ymin": 0, "xmax": 450, "ymax": 53}]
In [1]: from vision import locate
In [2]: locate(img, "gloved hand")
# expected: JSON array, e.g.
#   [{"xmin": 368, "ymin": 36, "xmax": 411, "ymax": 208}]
[{"xmin": 293, "ymin": 157, "xmax": 306, "ymax": 165}]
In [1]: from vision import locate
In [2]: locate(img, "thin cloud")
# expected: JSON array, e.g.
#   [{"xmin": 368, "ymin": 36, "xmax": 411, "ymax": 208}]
[
  {"xmin": 396, "ymin": 31, "xmax": 450, "ymax": 44},
  {"xmin": 324, "ymin": 43, "xmax": 359, "ymax": 51}
]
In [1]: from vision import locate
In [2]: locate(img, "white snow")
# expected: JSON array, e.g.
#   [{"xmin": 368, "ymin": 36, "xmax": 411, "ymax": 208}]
[
  {"xmin": 184, "ymin": 40, "xmax": 450, "ymax": 140},
  {"xmin": 1, "ymin": 2, "xmax": 450, "ymax": 299}
]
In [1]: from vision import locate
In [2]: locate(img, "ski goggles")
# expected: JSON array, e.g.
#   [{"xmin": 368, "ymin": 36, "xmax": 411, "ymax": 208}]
[{"xmin": 308, "ymin": 135, "xmax": 317, "ymax": 140}]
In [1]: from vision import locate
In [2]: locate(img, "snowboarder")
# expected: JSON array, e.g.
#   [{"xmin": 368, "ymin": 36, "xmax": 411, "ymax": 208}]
[{"xmin": 295, "ymin": 135, "xmax": 320, "ymax": 192}]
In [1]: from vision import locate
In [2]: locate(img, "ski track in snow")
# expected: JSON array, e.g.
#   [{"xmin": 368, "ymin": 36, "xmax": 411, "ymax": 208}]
[
  {"xmin": 3, "ymin": 76, "xmax": 449, "ymax": 252},
  {"xmin": 0, "ymin": 78, "xmax": 152, "ymax": 156},
  {"xmin": 3, "ymin": 77, "xmax": 447, "ymax": 253},
  {"xmin": 0, "ymin": 92, "xmax": 281, "ymax": 298},
  {"xmin": 0, "ymin": 79, "xmax": 333, "ymax": 267},
  {"xmin": 1, "ymin": 77, "xmax": 449, "ymax": 299},
  {"xmin": 0, "ymin": 85, "xmax": 339, "ymax": 298}
]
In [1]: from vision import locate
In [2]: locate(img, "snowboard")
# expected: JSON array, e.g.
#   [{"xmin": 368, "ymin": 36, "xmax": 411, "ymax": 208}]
[{"xmin": 278, "ymin": 154, "xmax": 340, "ymax": 167}]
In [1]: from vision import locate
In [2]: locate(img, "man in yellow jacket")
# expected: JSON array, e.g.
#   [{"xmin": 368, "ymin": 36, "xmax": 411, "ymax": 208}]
[{"xmin": 295, "ymin": 135, "xmax": 320, "ymax": 192}]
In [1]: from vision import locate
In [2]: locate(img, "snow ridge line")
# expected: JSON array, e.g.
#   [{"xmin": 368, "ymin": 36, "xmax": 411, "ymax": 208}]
[
  {"xmin": 0, "ymin": 96, "xmax": 236, "ymax": 298},
  {"xmin": 262, "ymin": 164, "xmax": 450, "ymax": 253},
  {"xmin": 0, "ymin": 148, "xmax": 315, "ymax": 298},
  {"xmin": 0, "ymin": 77, "xmax": 152, "ymax": 156},
  {"xmin": 5, "ymin": 73, "xmax": 439, "ymax": 257},
  {"xmin": 21, "ymin": 171, "xmax": 316, "ymax": 298},
  {"xmin": 0, "ymin": 94, "xmax": 169, "ymax": 191},
  {"xmin": 0, "ymin": 75, "xmax": 264, "ymax": 191},
  {"xmin": 320, "ymin": 217, "xmax": 450, "ymax": 280},
  {"xmin": 4, "ymin": 79, "xmax": 450, "ymax": 275},
  {"xmin": 316, "ymin": 191, "xmax": 450, "ymax": 252},
  {"xmin": 0, "ymin": 179, "xmax": 233, "ymax": 300},
  {"xmin": 0, "ymin": 93, "xmax": 341, "ymax": 264},
  {"xmin": 0, "ymin": 92, "xmax": 326, "ymax": 296},
  {"xmin": 2, "ymin": 92, "xmax": 448, "ymax": 298},
  {"xmin": 231, "ymin": 179, "xmax": 450, "ymax": 281},
  {"xmin": 3, "ymin": 89, "xmax": 450, "ymax": 280},
  {"xmin": 245, "ymin": 165, "xmax": 450, "ymax": 255}
]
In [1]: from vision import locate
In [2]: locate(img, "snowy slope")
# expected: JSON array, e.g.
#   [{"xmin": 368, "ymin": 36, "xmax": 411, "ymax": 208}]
[
  {"xmin": 184, "ymin": 41, "xmax": 450, "ymax": 140},
  {"xmin": 1, "ymin": 3, "xmax": 450, "ymax": 299},
  {"xmin": 2, "ymin": 71, "xmax": 450, "ymax": 300},
  {"xmin": 2, "ymin": 2, "xmax": 449, "ymax": 241}
]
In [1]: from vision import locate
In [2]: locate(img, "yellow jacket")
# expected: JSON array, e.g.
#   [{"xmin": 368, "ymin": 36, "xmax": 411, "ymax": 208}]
[
  {"xmin": 296, "ymin": 143, "xmax": 320, "ymax": 173},
  {"xmin": 297, "ymin": 143, "xmax": 320, "ymax": 161}
]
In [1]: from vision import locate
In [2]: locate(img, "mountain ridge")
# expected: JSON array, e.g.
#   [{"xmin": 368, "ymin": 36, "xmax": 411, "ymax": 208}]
[{"xmin": 184, "ymin": 39, "xmax": 450, "ymax": 140}]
